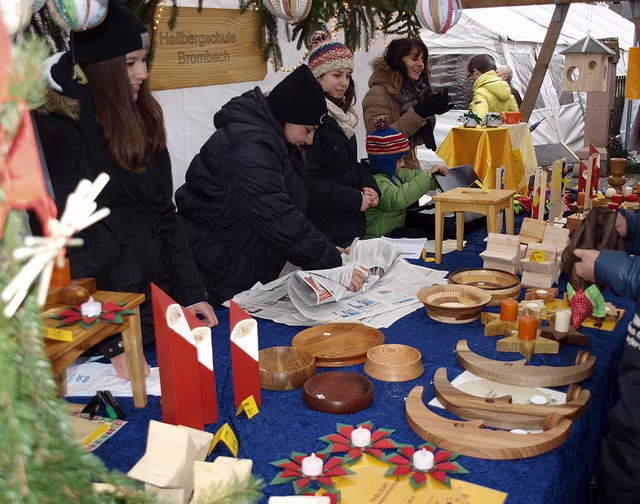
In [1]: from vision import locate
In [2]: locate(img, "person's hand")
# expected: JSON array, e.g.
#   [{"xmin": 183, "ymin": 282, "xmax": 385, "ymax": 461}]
[
  {"xmin": 360, "ymin": 191, "xmax": 375, "ymax": 212},
  {"xmin": 186, "ymin": 301, "xmax": 219, "ymax": 328},
  {"xmin": 110, "ymin": 352, "xmax": 151, "ymax": 380},
  {"xmin": 348, "ymin": 268, "xmax": 367, "ymax": 292},
  {"xmin": 615, "ymin": 212, "xmax": 627, "ymax": 238},
  {"xmin": 336, "ymin": 246, "xmax": 348, "ymax": 254},
  {"xmin": 420, "ymin": 122, "xmax": 436, "ymax": 151},
  {"xmin": 363, "ymin": 187, "xmax": 379, "ymax": 207},
  {"xmin": 430, "ymin": 164, "xmax": 448, "ymax": 176},
  {"xmin": 413, "ymin": 88, "xmax": 454, "ymax": 118},
  {"xmin": 573, "ymin": 249, "xmax": 600, "ymax": 283}
]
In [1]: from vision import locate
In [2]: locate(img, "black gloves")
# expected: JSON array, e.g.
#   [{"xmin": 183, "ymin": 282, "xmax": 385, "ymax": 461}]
[
  {"xmin": 420, "ymin": 122, "xmax": 437, "ymax": 151},
  {"xmin": 413, "ymin": 88, "xmax": 454, "ymax": 118}
]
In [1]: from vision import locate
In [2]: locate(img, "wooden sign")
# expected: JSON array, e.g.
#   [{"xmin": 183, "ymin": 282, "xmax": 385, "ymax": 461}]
[{"xmin": 150, "ymin": 8, "xmax": 267, "ymax": 91}]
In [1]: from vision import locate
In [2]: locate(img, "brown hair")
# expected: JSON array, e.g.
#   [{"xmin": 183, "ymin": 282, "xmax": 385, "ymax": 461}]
[
  {"xmin": 325, "ymin": 78, "xmax": 356, "ymax": 112},
  {"xmin": 467, "ymin": 54, "xmax": 497, "ymax": 76},
  {"xmin": 83, "ymin": 55, "xmax": 166, "ymax": 173},
  {"xmin": 383, "ymin": 38, "xmax": 433, "ymax": 94}
]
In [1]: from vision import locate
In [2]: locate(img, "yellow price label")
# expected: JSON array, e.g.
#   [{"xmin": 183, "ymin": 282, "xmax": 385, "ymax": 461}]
[
  {"xmin": 531, "ymin": 250, "xmax": 546, "ymax": 262},
  {"xmin": 209, "ymin": 423, "xmax": 239, "ymax": 457},
  {"xmin": 235, "ymin": 395, "xmax": 259, "ymax": 419},
  {"xmin": 474, "ymin": 179, "xmax": 490, "ymax": 193},
  {"xmin": 44, "ymin": 326, "xmax": 74, "ymax": 342}
]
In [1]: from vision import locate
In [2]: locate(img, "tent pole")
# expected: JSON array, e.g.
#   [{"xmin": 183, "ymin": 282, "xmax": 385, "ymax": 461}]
[{"xmin": 520, "ymin": 2, "xmax": 569, "ymax": 122}]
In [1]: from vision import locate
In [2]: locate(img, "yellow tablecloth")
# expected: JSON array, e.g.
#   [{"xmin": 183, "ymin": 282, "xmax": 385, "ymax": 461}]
[{"xmin": 437, "ymin": 124, "xmax": 536, "ymax": 190}]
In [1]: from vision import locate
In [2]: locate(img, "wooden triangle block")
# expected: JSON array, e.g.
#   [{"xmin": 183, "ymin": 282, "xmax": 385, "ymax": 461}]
[
  {"xmin": 542, "ymin": 314, "xmax": 589, "ymax": 346},
  {"xmin": 480, "ymin": 312, "xmax": 518, "ymax": 336},
  {"xmin": 497, "ymin": 330, "xmax": 560, "ymax": 361}
]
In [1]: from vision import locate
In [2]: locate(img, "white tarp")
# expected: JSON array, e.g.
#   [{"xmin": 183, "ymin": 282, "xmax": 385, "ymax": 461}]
[{"xmin": 153, "ymin": 1, "xmax": 637, "ymax": 192}]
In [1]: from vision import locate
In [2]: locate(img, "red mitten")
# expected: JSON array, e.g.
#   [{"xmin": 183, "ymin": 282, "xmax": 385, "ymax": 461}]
[{"xmin": 570, "ymin": 289, "xmax": 593, "ymax": 328}]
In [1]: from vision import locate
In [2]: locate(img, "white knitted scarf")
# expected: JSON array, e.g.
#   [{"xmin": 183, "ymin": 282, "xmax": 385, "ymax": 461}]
[{"xmin": 325, "ymin": 99, "xmax": 358, "ymax": 139}]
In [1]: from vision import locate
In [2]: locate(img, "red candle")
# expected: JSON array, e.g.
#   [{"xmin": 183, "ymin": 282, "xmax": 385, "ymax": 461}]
[
  {"xmin": 612, "ymin": 193, "xmax": 623, "ymax": 205},
  {"xmin": 608, "ymin": 202, "xmax": 620, "ymax": 211},
  {"xmin": 500, "ymin": 298, "xmax": 518, "ymax": 321},
  {"xmin": 518, "ymin": 315, "xmax": 537, "ymax": 341},
  {"xmin": 637, "ymin": 182, "xmax": 640, "ymax": 193},
  {"xmin": 50, "ymin": 257, "xmax": 71, "ymax": 288},
  {"xmin": 626, "ymin": 194, "xmax": 638, "ymax": 203},
  {"xmin": 576, "ymin": 192, "xmax": 585, "ymax": 206}
]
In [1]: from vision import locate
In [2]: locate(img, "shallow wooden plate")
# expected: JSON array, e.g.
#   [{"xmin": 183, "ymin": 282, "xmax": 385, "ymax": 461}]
[
  {"xmin": 449, "ymin": 268, "xmax": 520, "ymax": 290},
  {"xmin": 292, "ymin": 323, "xmax": 385, "ymax": 367},
  {"xmin": 303, "ymin": 371, "xmax": 374, "ymax": 414}
]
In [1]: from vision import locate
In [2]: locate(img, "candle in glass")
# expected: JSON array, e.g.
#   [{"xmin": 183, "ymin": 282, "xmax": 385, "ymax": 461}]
[
  {"xmin": 554, "ymin": 310, "xmax": 571, "ymax": 333},
  {"xmin": 50, "ymin": 256, "xmax": 71, "ymax": 288},
  {"xmin": 80, "ymin": 296, "xmax": 102, "ymax": 318},
  {"xmin": 301, "ymin": 453, "xmax": 323, "ymax": 476},
  {"xmin": 500, "ymin": 298, "xmax": 518, "ymax": 321},
  {"xmin": 412, "ymin": 447, "xmax": 435, "ymax": 471},
  {"xmin": 623, "ymin": 186, "xmax": 633, "ymax": 198},
  {"xmin": 612, "ymin": 193, "xmax": 623, "ymax": 205},
  {"xmin": 576, "ymin": 192, "xmax": 585, "ymax": 206},
  {"xmin": 518, "ymin": 315, "xmax": 537, "ymax": 341},
  {"xmin": 351, "ymin": 426, "xmax": 371, "ymax": 447}
]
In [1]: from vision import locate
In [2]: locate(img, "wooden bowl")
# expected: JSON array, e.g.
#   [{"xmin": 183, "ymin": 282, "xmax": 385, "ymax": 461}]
[
  {"xmin": 448, "ymin": 268, "xmax": 521, "ymax": 306},
  {"xmin": 417, "ymin": 284, "xmax": 492, "ymax": 324},
  {"xmin": 292, "ymin": 323, "xmax": 384, "ymax": 367},
  {"xmin": 303, "ymin": 371, "xmax": 373, "ymax": 414},
  {"xmin": 259, "ymin": 346, "xmax": 317, "ymax": 391},
  {"xmin": 364, "ymin": 344, "xmax": 423, "ymax": 382}
]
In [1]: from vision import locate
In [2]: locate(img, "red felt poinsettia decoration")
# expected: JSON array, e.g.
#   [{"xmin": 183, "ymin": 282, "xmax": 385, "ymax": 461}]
[
  {"xmin": 270, "ymin": 451, "xmax": 353, "ymax": 502},
  {"xmin": 317, "ymin": 421, "xmax": 400, "ymax": 464},
  {"xmin": 50, "ymin": 301, "xmax": 135, "ymax": 329},
  {"xmin": 384, "ymin": 442, "xmax": 468, "ymax": 490}
]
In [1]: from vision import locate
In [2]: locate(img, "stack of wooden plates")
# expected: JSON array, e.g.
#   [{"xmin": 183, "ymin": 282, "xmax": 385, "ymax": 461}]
[
  {"xmin": 258, "ymin": 346, "xmax": 316, "ymax": 391},
  {"xmin": 417, "ymin": 284, "xmax": 492, "ymax": 324},
  {"xmin": 292, "ymin": 323, "xmax": 384, "ymax": 367},
  {"xmin": 364, "ymin": 344, "xmax": 423, "ymax": 382},
  {"xmin": 448, "ymin": 268, "xmax": 521, "ymax": 306}
]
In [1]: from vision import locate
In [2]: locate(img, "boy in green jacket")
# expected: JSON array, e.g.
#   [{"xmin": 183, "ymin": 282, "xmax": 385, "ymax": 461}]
[{"xmin": 365, "ymin": 116, "xmax": 447, "ymax": 238}]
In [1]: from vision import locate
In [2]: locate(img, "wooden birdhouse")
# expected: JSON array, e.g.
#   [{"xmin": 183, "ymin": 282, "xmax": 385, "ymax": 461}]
[{"xmin": 560, "ymin": 35, "xmax": 615, "ymax": 92}]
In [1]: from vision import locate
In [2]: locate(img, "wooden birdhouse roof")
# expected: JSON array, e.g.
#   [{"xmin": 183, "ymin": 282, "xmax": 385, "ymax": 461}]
[{"xmin": 560, "ymin": 35, "xmax": 615, "ymax": 55}]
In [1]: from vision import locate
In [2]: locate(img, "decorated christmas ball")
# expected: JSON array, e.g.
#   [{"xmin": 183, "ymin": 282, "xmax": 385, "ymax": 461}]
[
  {"xmin": 46, "ymin": 0, "xmax": 107, "ymax": 31},
  {"xmin": 604, "ymin": 187, "xmax": 616, "ymax": 199},
  {"xmin": 262, "ymin": 0, "xmax": 312, "ymax": 23},
  {"xmin": 415, "ymin": 0, "xmax": 462, "ymax": 34}
]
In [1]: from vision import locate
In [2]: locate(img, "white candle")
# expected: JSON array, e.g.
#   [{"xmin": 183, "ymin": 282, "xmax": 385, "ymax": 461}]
[
  {"xmin": 510, "ymin": 429, "xmax": 529, "ymax": 434},
  {"xmin": 300, "ymin": 453, "xmax": 323, "ymax": 477},
  {"xmin": 623, "ymin": 186, "xmax": 633, "ymax": 197},
  {"xmin": 536, "ymin": 289, "xmax": 548, "ymax": 296},
  {"xmin": 412, "ymin": 448, "xmax": 435, "ymax": 471},
  {"xmin": 351, "ymin": 426, "xmax": 371, "ymax": 447},
  {"xmin": 554, "ymin": 310, "xmax": 571, "ymax": 333},
  {"xmin": 81, "ymin": 296, "xmax": 102, "ymax": 318},
  {"xmin": 528, "ymin": 395, "xmax": 548, "ymax": 405}
]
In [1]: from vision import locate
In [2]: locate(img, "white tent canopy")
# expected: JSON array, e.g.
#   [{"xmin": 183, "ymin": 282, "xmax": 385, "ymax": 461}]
[{"xmin": 154, "ymin": 2, "xmax": 636, "ymax": 191}]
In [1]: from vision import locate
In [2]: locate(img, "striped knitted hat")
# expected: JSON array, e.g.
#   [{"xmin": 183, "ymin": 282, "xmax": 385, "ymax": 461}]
[
  {"xmin": 366, "ymin": 116, "xmax": 410, "ymax": 180},
  {"xmin": 308, "ymin": 31, "xmax": 354, "ymax": 78}
]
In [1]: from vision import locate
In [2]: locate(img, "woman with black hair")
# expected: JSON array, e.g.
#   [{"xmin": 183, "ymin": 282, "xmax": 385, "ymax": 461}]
[{"xmin": 362, "ymin": 38, "xmax": 452, "ymax": 170}]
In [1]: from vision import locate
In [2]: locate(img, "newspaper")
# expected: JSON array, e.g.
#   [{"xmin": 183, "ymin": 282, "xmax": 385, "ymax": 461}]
[{"xmin": 228, "ymin": 239, "xmax": 449, "ymax": 328}]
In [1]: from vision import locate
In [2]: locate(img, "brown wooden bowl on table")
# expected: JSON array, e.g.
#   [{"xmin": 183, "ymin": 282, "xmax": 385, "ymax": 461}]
[
  {"xmin": 364, "ymin": 344, "xmax": 423, "ymax": 382},
  {"xmin": 417, "ymin": 284, "xmax": 492, "ymax": 324},
  {"xmin": 448, "ymin": 268, "xmax": 521, "ymax": 306},
  {"xmin": 258, "ymin": 346, "xmax": 317, "ymax": 391},
  {"xmin": 303, "ymin": 371, "xmax": 374, "ymax": 414}
]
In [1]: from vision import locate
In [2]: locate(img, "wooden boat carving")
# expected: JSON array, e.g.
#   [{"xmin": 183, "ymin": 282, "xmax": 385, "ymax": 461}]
[
  {"xmin": 433, "ymin": 367, "xmax": 589, "ymax": 430},
  {"xmin": 456, "ymin": 339, "xmax": 595, "ymax": 387},
  {"xmin": 405, "ymin": 386, "xmax": 573, "ymax": 460}
]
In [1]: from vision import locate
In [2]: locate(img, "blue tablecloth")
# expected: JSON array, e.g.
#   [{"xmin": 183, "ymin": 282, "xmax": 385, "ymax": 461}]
[{"xmin": 82, "ymin": 219, "xmax": 634, "ymax": 504}]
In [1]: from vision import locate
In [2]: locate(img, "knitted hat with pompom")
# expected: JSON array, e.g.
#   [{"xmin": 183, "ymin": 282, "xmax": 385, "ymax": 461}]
[
  {"xmin": 366, "ymin": 116, "xmax": 410, "ymax": 180},
  {"xmin": 307, "ymin": 31, "xmax": 354, "ymax": 78}
]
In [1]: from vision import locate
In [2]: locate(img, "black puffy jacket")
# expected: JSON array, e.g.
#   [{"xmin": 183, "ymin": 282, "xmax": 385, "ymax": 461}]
[{"xmin": 175, "ymin": 88, "xmax": 341, "ymax": 305}]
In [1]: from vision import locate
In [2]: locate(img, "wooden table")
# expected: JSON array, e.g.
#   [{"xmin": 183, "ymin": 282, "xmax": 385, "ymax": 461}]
[
  {"xmin": 43, "ymin": 290, "xmax": 148, "ymax": 408},
  {"xmin": 432, "ymin": 187, "xmax": 516, "ymax": 264},
  {"xmin": 436, "ymin": 124, "xmax": 536, "ymax": 189}
]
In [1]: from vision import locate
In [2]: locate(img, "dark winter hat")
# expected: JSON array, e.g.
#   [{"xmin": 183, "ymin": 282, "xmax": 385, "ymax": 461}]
[
  {"xmin": 366, "ymin": 116, "xmax": 410, "ymax": 180},
  {"xmin": 308, "ymin": 31, "xmax": 354, "ymax": 78},
  {"xmin": 266, "ymin": 65, "xmax": 327, "ymax": 125},
  {"xmin": 72, "ymin": 0, "xmax": 150, "ymax": 65}
]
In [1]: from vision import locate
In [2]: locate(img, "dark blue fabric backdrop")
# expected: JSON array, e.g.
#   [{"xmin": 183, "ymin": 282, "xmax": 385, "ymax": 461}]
[{"xmin": 74, "ymin": 216, "xmax": 634, "ymax": 504}]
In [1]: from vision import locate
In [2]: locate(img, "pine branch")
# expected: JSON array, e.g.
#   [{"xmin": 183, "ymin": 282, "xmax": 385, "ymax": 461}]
[{"xmin": 191, "ymin": 474, "xmax": 265, "ymax": 504}]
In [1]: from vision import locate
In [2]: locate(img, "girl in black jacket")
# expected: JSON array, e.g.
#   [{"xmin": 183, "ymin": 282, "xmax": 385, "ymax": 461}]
[
  {"xmin": 304, "ymin": 31, "xmax": 380, "ymax": 247},
  {"xmin": 34, "ymin": 0, "xmax": 217, "ymax": 379}
]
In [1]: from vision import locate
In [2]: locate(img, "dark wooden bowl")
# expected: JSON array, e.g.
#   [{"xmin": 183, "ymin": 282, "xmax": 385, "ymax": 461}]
[
  {"xmin": 448, "ymin": 268, "xmax": 521, "ymax": 306},
  {"xmin": 259, "ymin": 346, "xmax": 316, "ymax": 391},
  {"xmin": 417, "ymin": 284, "xmax": 492, "ymax": 324},
  {"xmin": 303, "ymin": 371, "xmax": 374, "ymax": 414}
]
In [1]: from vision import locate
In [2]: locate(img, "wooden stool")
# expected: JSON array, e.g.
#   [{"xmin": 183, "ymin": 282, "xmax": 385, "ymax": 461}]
[
  {"xmin": 43, "ymin": 290, "xmax": 148, "ymax": 408},
  {"xmin": 432, "ymin": 187, "xmax": 516, "ymax": 264}
]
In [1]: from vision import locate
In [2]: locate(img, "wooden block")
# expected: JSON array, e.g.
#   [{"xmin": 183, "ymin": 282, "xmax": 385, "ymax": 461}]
[
  {"xmin": 521, "ymin": 270, "xmax": 556, "ymax": 289},
  {"xmin": 193, "ymin": 457, "xmax": 253, "ymax": 502},
  {"xmin": 524, "ymin": 288, "xmax": 559, "ymax": 303},
  {"xmin": 480, "ymin": 312, "xmax": 518, "ymax": 337},
  {"xmin": 144, "ymin": 485, "xmax": 187, "ymax": 504},
  {"xmin": 518, "ymin": 218, "xmax": 546, "ymax": 244},
  {"xmin": 542, "ymin": 226, "xmax": 570, "ymax": 254},
  {"xmin": 178, "ymin": 425, "xmax": 214, "ymax": 462},
  {"xmin": 44, "ymin": 277, "xmax": 97, "ymax": 311},
  {"xmin": 497, "ymin": 333, "xmax": 560, "ymax": 360}
]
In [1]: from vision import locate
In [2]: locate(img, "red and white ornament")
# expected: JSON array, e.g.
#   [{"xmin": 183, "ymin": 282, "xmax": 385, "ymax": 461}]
[
  {"xmin": 415, "ymin": 0, "xmax": 462, "ymax": 34},
  {"xmin": 262, "ymin": 0, "xmax": 312, "ymax": 23}
]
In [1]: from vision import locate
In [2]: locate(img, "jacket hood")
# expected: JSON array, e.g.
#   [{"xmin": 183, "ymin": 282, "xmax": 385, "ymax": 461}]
[
  {"xmin": 368, "ymin": 57, "xmax": 403, "ymax": 95},
  {"xmin": 214, "ymin": 87, "xmax": 281, "ymax": 133},
  {"xmin": 472, "ymin": 70, "xmax": 514, "ymax": 102}
]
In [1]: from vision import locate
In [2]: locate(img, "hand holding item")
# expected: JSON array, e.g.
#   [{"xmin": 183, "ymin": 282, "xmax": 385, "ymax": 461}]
[
  {"xmin": 413, "ymin": 88, "xmax": 454, "ymax": 118},
  {"xmin": 430, "ymin": 164, "xmax": 448, "ymax": 176},
  {"xmin": 573, "ymin": 249, "xmax": 600, "ymax": 283},
  {"xmin": 186, "ymin": 301, "xmax": 219, "ymax": 328},
  {"xmin": 110, "ymin": 352, "xmax": 150, "ymax": 380},
  {"xmin": 362, "ymin": 186, "xmax": 379, "ymax": 207},
  {"xmin": 348, "ymin": 267, "xmax": 367, "ymax": 292}
]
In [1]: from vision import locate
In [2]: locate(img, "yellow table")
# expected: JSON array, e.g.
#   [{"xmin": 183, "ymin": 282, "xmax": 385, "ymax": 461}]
[
  {"xmin": 432, "ymin": 187, "xmax": 516, "ymax": 264},
  {"xmin": 436, "ymin": 124, "xmax": 535, "ymax": 190},
  {"xmin": 44, "ymin": 290, "xmax": 148, "ymax": 408}
]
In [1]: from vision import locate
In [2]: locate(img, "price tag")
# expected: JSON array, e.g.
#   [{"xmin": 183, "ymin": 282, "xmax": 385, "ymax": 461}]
[
  {"xmin": 235, "ymin": 395, "xmax": 259, "ymax": 419},
  {"xmin": 474, "ymin": 179, "xmax": 490, "ymax": 193},
  {"xmin": 208, "ymin": 423, "xmax": 239, "ymax": 457},
  {"xmin": 44, "ymin": 326, "xmax": 73, "ymax": 342},
  {"xmin": 531, "ymin": 250, "xmax": 546, "ymax": 263}
]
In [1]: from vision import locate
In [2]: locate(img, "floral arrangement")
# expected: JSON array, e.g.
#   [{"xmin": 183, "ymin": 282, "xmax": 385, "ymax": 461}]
[{"xmin": 458, "ymin": 111, "xmax": 482, "ymax": 126}]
